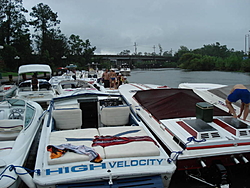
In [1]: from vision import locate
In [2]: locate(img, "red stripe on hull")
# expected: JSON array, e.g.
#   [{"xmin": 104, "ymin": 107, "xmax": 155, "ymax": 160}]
[
  {"xmin": 213, "ymin": 119, "xmax": 237, "ymax": 135},
  {"xmin": 186, "ymin": 143, "xmax": 235, "ymax": 150},
  {"xmin": 177, "ymin": 121, "xmax": 198, "ymax": 138}
]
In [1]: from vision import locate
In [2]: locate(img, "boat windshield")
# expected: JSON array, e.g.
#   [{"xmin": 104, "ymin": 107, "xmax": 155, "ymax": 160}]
[
  {"xmin": 24, "ymin": 104, "xmax": 36, "ymax": 128},
  {"xmin": 7, "ymin": 99, "xmax": 25, "ymax": 106}
]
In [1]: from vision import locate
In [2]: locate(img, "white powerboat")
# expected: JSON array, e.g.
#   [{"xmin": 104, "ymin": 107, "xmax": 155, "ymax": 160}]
[
  {"xmin": 33, "ymin": 92, "xmax": 176, "ymax": 188},
  {"xmin": 119, "ymin": 83, "xmax": 250, "ymax": 187},
  {"xmin": 0, "ymin": 98, "xmax": 43, "ymax": 188},
  {"xmin": 178, "ymin": 83, "xmax": 250, "ymax": 121},
  {"xmin": 0, "ymin": 84, "xmax": 17, "ymax": 101},
  {"xmin": 49, "ymin": 75, "xmax": 74, "ymax": 87},
  {"xmin": 14, "ymin": 64, "xmax": 56, "ymax": 107},
  {"xmin": 119, "ymin": 64, "xmax": 130, "ymax": 76},
  {"xmin": 54, "ymin": 79, "xmax": 102, "ymax": 97}
]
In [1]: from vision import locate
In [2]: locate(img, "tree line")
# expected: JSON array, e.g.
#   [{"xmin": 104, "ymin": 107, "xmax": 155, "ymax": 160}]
[
  {"xmin": 0, "ymin": 0, "xmax": 96, "ymax": 72},
  {"xmin": 176, "ymin": 43, "xmax": 250, "ymax": 72}
]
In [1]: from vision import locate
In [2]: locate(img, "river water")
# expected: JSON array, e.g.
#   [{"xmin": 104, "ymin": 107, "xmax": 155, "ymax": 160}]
[
  {"xmin": 127, "ymin": 68, "xmax": 250, "ymax": 188},
  {"xmin": 128, "ymin": 68, "xmax": 250, "ymax": 87}
]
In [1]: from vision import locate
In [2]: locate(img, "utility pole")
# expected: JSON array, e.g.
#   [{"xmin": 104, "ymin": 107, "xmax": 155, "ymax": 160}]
[
  {"xmin": 153, "ymin": 45, "xmax": 156, "ymax": 54},
  {"xmin": 249, "ymin": 30, "xmax": 250, "ymax": 55},
  {"xmin": 134, "ymin": 42, "xmax": 137, "ymax": 55},
  {"xmin": 245, "ymin": 34, "xmax": 249, "ymax": 55}
]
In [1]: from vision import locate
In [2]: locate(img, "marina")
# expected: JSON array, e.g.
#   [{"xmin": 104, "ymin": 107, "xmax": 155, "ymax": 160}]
[
  {"xmin": 1, "ymin": 0, "xmax": 249, "ymax": 187},
  {"xmin": 1, "ymin": 68, "xmax": 250, "ymax": 188}
]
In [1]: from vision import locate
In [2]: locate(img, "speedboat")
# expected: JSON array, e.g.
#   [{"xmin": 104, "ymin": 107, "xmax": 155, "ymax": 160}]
[
  {"xmin": 54, "ymin": 79, "xmax": 102, "ymax": 97},
  {"xmin": 0, "ymin": 98, "xmax": 43, "ymax": 188},
  {"xmin": 119, "ymin": 64, "xmax": 130, "ymax": 76},
  {"xmin": 0, "ymin": 84, "xmax": 17, "ymax": 101},
  {"xmin": 49, "ymin": 75, "xmax": 74, "ymax": 87},
  {"xmin": 90, "ymin": 80, "xmax": 120, "ymax": 94},
  {"xmin": 178, "ymin": 83, "xmax": 250, "ymax": 121},
  {"xmin": 119, "ymin": 83, "xmax": 250, "ymax": 187},
  {"xmin": 33, "ymin": 92, "xmax": 176, "ymax": 188},
  {"xmin": 14, "ymin": 64, "xmax": 56, "ymax": 107}
]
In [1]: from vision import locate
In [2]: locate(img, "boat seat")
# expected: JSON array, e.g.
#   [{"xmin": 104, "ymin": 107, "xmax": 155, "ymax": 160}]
[
  {"xmin": 48, "ymin": 128, "xmax": 104, "ymax": 165},
  {"xmin": 62, "ymin": 84, "xmax": 72, "ymax": 89},
  {"xmin": 98, "ymin": 126, "xmax": 160, "ymax": 158},
  {"xmin": 52, "ymin": 108, "xmax": 82, "ymax": 130},
  {"xmin": 100, "ymin": 106, "xmax": 130, "ymax": 126},
  {"xmin": 20, "ymin": 87, "xmax": 31, "ymax": 91},
  {"xmin": 0, "ymin": 119, "xmax": 23, "ymax": 141}
]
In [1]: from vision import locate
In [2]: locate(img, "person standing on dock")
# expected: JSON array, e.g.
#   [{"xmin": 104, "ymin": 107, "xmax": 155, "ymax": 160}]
[{"xmin": 226, "ymin": 84, "xmax": 250, "ymax": 121}]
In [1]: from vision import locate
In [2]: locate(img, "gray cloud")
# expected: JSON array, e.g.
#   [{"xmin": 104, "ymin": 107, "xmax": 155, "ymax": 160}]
[{"xmin": 23, "ymin": 0, "xmax": 250, "ymax": 54}]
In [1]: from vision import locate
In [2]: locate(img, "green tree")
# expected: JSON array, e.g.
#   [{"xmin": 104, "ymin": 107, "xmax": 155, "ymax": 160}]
[
  {"xmin": 68, "ymin": 34, "xmax": 84, "ymax": 55},
  {"xmin": 67, "ymin": 35, "xmax": 96, "ymax": 67},
  {"xmin": 178, "ymin": 53, "xmax": 201, "ymax": 69},
  {"xmin": 0, "ymin": 0, "xmax": 31, "ymax": 71},
  {"xmin": 193, "ymin": 42, "xmax": 230, "ymax": 58},
  {"xmin": 0, "ymin": 0, "xmax": 29, "ymax": 45},
  {"xmin": 174, "ymin": 46, "xmax": 190, "ymax": 65},
  {"xmin": 30, "ymin": 3, "xmax": 60, "ymax": 55},
  {"xmin": 82, "ymin": 39, "xmax": 96, "ymax": 65},
  {"xmin": 119, "ymin": 50, "xmax": 130, "ymax": 55},
  {"xmin": 163, "ymin": 50, "xmax": 172, "ymax": 57},
  {"xmin": 224, "ymin": 54, "xmax": 242, "ymax": 71},
  {"xmin": 45, "ymin": 28, "xmax": 69, "ymax": 68},
  {"xmin": 241, "ymin": 58, "xmax": 250, "ymax": 72}
]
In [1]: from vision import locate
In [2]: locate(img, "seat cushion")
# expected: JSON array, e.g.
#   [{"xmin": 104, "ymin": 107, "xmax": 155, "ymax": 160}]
[
  {"xmin": 98, "ymin": 126, "xmax": 160, "ymax": 158},
  {"xmin": 52, "ymin": 108, "xmax": 82, "ymax": 130},
  {"xmin": 48, "ymin": 128, "xmax": 104, "ymax": 165}
]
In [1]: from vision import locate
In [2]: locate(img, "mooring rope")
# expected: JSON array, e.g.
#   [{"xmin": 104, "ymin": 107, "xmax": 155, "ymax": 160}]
[
  {"xmin": 0, "ymin": 165, "xmax": 41, "ymax": 180},
  {"xmin": 167, "ymin": 136, "xmax": 206, "ymax": 163}
]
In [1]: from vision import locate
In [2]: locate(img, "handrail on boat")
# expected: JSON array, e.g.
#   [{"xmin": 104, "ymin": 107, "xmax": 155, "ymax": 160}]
[{"xmin": 46, "ymin": 100, "xmax": 54, "ymax": 127}]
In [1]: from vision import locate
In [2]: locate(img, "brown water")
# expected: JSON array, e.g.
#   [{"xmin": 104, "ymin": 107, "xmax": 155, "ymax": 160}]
[{"xmin": 128, "ymin": 68, "xmax": 250, "ymax": 88}]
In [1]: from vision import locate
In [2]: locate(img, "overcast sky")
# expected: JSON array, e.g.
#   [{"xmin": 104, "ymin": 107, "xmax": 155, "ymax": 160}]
[{"xmin": 22, "ymin": 0, "xmax": 250, "ymax": 55}]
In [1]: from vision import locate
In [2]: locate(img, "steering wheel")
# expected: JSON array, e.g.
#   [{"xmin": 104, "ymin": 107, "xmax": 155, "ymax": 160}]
[{"xmin": 9, "ymin": 112, "xmax": 22, "ymax": 119}]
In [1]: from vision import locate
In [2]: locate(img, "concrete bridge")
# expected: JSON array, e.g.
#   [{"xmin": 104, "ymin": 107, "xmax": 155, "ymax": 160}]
[{"xmin": 94, "ymin": 54, "xmax": 173, "ymax": 67}]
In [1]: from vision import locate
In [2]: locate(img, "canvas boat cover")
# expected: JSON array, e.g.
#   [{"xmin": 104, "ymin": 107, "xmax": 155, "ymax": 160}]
[
  {"xmin": 18, "ymin": 64, "xmax": 52, "ymax": 74},
  {"xmin": 134, "ymin": 88, "xmax": 230, "ymax": 120}
]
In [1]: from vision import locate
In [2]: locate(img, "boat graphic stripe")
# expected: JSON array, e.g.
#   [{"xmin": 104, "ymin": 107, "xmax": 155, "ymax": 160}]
[
  {"xmin": 0, "ymin": 147, "xmax": 12, "ymax": 150},
  {"xmin": 213, "ymin": 119, "xmax": 236, "ymax": 135},
  {"xmin": 186, "ymin": 143, "xmax": 235, "ymax": 150},
  {"xmin": 129, "ymin": 83, "xmax": 146, "ymax": 90},
  {"xmin": 177, "ymin": 121, "xmax": 198, "ymax": 138},
  {"xmin": 186, "ymin": 141, "xmax": 250, "ymax": 150}
]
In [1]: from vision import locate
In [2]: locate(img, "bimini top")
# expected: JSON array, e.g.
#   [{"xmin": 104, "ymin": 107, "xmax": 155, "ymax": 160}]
[
  {"xmin": 133, "ymin": 88, "xmax": 230, "ymax": 120},
  {"xmin": 18, "ymin": 64, "xmax": 52, "ymax": 74}
]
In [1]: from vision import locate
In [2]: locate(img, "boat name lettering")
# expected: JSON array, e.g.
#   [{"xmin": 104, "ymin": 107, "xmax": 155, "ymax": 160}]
[{"xmin": 45, "ymin": 158, "xmax": 164, "ymax": 175}]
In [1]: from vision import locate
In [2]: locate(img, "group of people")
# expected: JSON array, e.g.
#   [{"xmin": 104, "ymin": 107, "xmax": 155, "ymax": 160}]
[{"xmin": 102, "ymin": 69, "xmax": 128, "ymax": 89}]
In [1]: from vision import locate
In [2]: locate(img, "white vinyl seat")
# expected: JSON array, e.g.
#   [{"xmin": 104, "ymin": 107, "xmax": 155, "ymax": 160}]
[
  {"xmin": 100, "ymin": 106, "xmax": 130, "ymax": 126},
  {"xmin": 0, "ymin": 119, "xmax": 23, "ymax": 140},
  {"xmin": 52, "ymin": 108, "xmax": 82, "ymax": 130}
]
